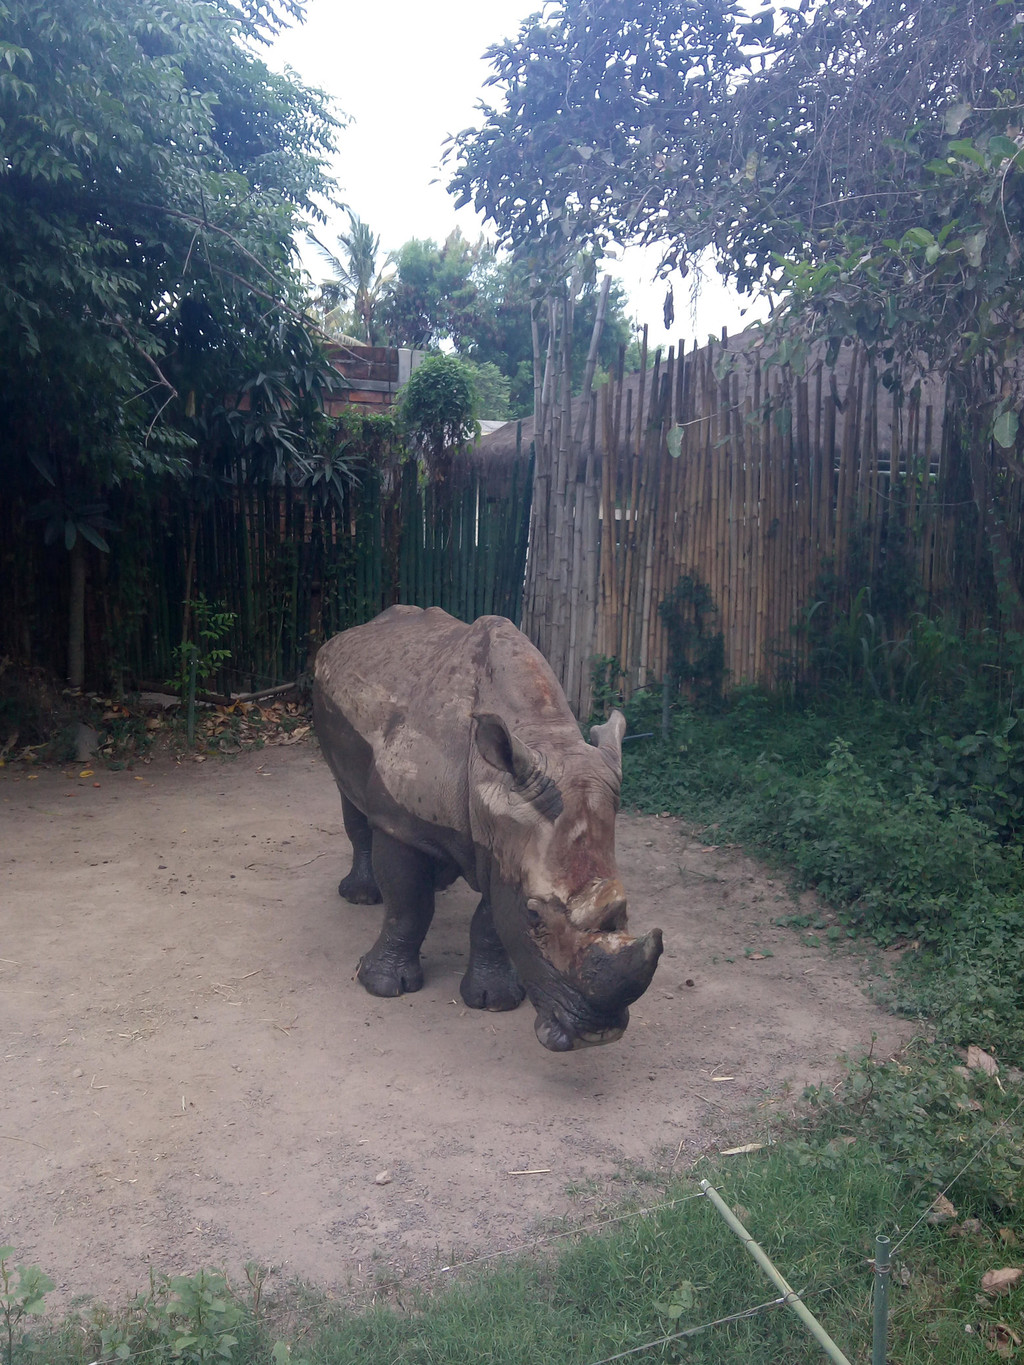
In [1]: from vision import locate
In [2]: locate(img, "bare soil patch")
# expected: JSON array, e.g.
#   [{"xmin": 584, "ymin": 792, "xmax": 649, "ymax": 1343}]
[{"xmin": 1, "ymin": 745, "xmax": 914, "ymax": 1309}]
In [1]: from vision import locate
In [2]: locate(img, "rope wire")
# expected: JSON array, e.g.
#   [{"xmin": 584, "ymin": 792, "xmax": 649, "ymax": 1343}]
[
  {"xmin": 889, "ymin": 1086, "xmax": 1024, "ymax": 1258},
  {"xmin": 437, "ymin": 1190, "xmax": 710, "ymax": 1273},
  {"xmin": 582, "ymin": 1292, "xmax": 795, "ymax": 1365}
]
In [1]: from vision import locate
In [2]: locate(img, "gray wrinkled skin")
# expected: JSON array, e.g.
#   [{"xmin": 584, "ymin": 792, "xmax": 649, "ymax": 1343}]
[{"xmin": 312, "ymin": 605, "xmax": 663, "ymax": 1051}]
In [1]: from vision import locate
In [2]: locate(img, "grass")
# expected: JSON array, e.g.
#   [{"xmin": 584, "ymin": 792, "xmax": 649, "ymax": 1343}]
[{"xmin": 9, "ymin": 1069, "xmax": 1024, "ymax": 1365}]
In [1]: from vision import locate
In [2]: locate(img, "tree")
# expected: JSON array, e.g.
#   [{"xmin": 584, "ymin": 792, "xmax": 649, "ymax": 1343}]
[
  {"xmin": 0, "ymin": 0, "xmax": 341, "ymax": 682},
  {"xmin": 449, "ymin": 0, "xmax": 1024, "ymax": 374},
  {"xmin": 380, "ymin": 232, "xmax": 484, "ymax": 351},
  {"xmin": 448, "ymin": 0, "xmax": 752, "ymax": 278},
  {"xmin": 461, "ymin": 360, "xmax": 511, "ymax": 422},
  {"xmin": 378, "ymin": 233, "xmax": 635, "ymax": 417},
  {"xmin": 398, "ymin": 353, "xmax": 477, "ymax": 477},
  {"xmin": 451, "ymin": 0, "xmax": 1024, "ymax": 622},
  {"xmin": 312, "ymin": 212, "xmax": 395, "ymax": 344}
]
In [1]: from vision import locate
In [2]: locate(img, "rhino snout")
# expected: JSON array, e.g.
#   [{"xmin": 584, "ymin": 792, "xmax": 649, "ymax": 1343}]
[
  {"xmin": 531, "ymin": 927, "xmax": 663, "ymax": 1051},
  {"xmin": 534, "ymin": 1010, "xmax": 628, "ymax": 1052}
]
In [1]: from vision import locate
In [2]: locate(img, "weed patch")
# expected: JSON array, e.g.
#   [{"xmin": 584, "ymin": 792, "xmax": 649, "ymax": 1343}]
[{"xmin": 622, "ymin": 685, "xmax": 1024, "ymax": 1054}]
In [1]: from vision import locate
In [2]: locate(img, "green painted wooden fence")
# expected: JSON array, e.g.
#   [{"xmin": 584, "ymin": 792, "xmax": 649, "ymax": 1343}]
[
  {"xmin": 0, "ymin": 451, "xmax": 532, "ymax": 695},
  {"xmin": 108, "ymin": 453, "xmax": 533, "ymax": 695}
]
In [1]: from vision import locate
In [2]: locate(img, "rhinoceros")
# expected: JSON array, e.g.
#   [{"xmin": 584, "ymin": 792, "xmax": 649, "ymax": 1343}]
[{"xmin": 312, "ymin": 605, "xmax": 663, "ymax": 1051}]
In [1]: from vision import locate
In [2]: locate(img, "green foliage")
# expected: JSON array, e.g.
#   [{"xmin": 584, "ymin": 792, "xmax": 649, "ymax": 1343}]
[
  {"xmin": 802, "ymin": 1043, "xmax": 1024, "ymax": 1214},
  {"xmin": 88, "ymin": 1269, "xmax": 263, "ymax": 1365},
  {"xmin": 659, "ymin": 574, "xmax": 726, "ymax": 707},
  {"xmin": 590, "ymin": 654, "xmax": 627, "ymax": 717},
  {"xmin": 0, "ymin": 0, "xmax": 341, "ymax": 523},
  {"xmin": 621, "ymin": 637, "xmax": 1024, "ymax": 1048},
  {"xmin": 380, "ymin": 231, "xmax": 485, "ymax": 352},
  {"xmin": 159, "ymin": 1270, "xmax": 243, "ymax": 1364},
  {"xmin": 889, "ymin": 891, "xmax": 1024, "ymax": 1056},
  {"xmin": 0, "ymin": 1248, "xmax": 53, "ymax": 1365},
  {"xmin": 462, "ymin": 359, "xmax": 512, "ymax": 422},
  {"xmin": 452, "ymin": 0, "xmax": 1024, "ymax": 494},
  {"xmin": 290, "ymin": 407, "xmax": 395, "ymax": 512},
  {"xmin": 449, "ymin": 0, "xmax": 751, "ymax": 275},
  {"xmin": 398, "ymin": 353, "xmax": 478, "ymax": 475},
  {"xmin": 312, "ymin": 212, "xmax": 394, "ymax": 345},
  {"xmin": 376, "ymin": 235, "xmax": 635, "ymax": 418},
  {"xmin": 170, "ymin": 596, "xmax": 237, "ymax": 700},
  {"xmin": 782, "ymin": 739, "xmax": 1015, "ymax": 941}
]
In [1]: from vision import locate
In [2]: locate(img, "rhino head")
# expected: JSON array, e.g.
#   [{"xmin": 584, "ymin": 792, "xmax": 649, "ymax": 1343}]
[{"xmin": 471, "ymin": 709, "xmax": 663, "ymax": 1051}]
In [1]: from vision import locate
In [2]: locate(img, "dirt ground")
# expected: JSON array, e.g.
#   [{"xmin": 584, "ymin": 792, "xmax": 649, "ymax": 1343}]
[{"xmin": 1, "ymin": 743, "xmax": 916, "ymax": 1311}]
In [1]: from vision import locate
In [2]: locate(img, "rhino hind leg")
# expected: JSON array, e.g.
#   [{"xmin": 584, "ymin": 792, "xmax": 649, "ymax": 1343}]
[
  {"xmin": 356, "ymin": 827, "xmax": 436, "ymax": 997},
  {"xmin": 461, "ymin": 897, "xmax": 527, "ymax": 1012},
  {"xmin": 338, "ymin": 794, "xmax": 382, "ymax": 904}
]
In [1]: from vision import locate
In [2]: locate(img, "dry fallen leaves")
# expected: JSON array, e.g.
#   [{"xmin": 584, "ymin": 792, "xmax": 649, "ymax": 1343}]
[
  {"xmin": 987, "ymin": 1322, "xmax": 1022, "ymax": 1358},
  {"xmin": 981, "ymin": 1267, "xmax": 1023, "ymax": 1297},
  {"xmin": 987, "ymin": 1326, "xmax": 1020, "ymax": 1358},
  {"xmin": 926, "ymin": 1193, "xmax": 957, "ymax": 1224},
  {"xmin": 949, "ymin": 1218, "xmax": 986, "ymax": 1239},
  {"xmin": 968, "ymin": 1045, "xmax": 1000, "ymax": 1077}
]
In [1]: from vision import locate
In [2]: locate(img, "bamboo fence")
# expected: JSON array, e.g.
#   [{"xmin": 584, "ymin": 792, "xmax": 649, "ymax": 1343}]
[
  {"xmin": 522, "ymin": 275, "xmax": 613, "ymax": 713},
  {"xmin": 592, "ymin": 335, "xmax": 961, "ymax": 706},
  {"xmin": 506, "ymin": 326, "xmax": 1022, "ymax": 714},
  {"xmin": 1, "ymin": 449, "xmax": 532, "ymax": 695}
]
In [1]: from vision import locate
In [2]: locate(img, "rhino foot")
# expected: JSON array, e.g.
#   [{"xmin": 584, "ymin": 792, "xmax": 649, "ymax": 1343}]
[
  {"xmin": 460, "ymin": 963, "xmax": 526, "ymax": 1012},
  {"xmin": 338, "ymin": 872, "xmax": 383, "ymax": 904},
  {"xmin": 357, "ymin": 951, "xmax": 423, "ymax": 996}
]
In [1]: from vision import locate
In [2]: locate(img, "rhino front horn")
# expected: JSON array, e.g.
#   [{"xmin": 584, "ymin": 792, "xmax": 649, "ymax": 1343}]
[{"xmin": 575, "ymin": 928, "xmax": 664, "ymax": 1013}]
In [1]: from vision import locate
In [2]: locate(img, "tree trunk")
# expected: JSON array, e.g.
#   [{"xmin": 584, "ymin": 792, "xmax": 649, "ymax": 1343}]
[{"xmin": 67, "ymin": 537, "xmax": 86, "ymax": 690}]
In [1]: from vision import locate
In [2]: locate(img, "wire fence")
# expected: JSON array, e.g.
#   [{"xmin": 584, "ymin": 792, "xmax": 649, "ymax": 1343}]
[{"xmin": 63, "ymin": 1072, "xmax": 1024, "ymax": 1365}]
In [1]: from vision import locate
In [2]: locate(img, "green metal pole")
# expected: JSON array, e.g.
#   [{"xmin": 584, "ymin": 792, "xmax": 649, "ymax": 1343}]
[
  {"xmin": 699, "ymin": 1181, "xmax": 854, "ymax": 1365},
  {"xmin": 872, "ymin": 1235, "xmax": 890, "ymax": 1365}
]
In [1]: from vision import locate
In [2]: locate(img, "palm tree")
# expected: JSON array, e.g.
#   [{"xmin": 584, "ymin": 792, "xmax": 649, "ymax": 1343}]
[{"xmin": 312, "ymin": 212, "xmax": 394, "ymax": 345}]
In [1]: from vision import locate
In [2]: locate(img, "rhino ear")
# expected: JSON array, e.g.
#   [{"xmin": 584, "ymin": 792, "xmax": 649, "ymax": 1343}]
[
  {"xmin": 475, "ymin": 712, "xmax": 517, "ymax": 774},
  {"xmin": 474, "ymin": 713, "xmax": 535, "ymax": 783},
  {"xmin": 474, "ymin": 713, "xmax": 564, "ymax": 819},
  {"xmin": 589, "ymin": 709, "xmax": 626, "ymax": 778}
]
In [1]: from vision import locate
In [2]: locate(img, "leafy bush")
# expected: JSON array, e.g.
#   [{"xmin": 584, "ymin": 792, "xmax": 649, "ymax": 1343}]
[
  {"xmin": 782, "ymin": 740, "xmax": 1018, "ymax": 941},
  {"xmin": 801, "ymin": 1044, "xmax": 1024, "ymax": 1214},
  {"xmin": 621, "ymin": 670, "xmax": 1024, "ymax": 1047},
  {"xmin": 889, "ymin": 891, "xmax": 1024, "ymax": 1055},
  {"xmin": 398, "ymin": 353, "xmax": 478, "ymax": 475}
]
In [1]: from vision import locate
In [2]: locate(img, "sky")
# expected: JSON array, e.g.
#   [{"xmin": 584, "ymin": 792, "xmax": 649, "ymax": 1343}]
[{"xmin": 269, "ymin": 0, "xmax": 765, "ymax": 351}]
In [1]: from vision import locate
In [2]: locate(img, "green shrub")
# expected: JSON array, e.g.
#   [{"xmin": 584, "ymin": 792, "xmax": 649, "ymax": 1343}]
[
  {"xmin": 801, "ymin": 1043, "xmax": 1024, "ymax": 1214},
  {"xmin": 621, "ymin": 681, "xmax": 1024, "ymax": 1049}
]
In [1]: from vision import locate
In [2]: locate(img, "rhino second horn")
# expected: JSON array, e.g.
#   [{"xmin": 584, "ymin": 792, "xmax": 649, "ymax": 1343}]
[
  {"xmin": 575, "ymin": 928, "xmax": 664, "ymax": 1013},
  {"xmin": 568, "ymin": 878, "xmax": 628, "ymax": 932}
]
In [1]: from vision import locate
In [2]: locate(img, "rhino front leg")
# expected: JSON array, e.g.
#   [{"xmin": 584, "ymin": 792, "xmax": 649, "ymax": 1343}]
[
  {"xmin": 461, "ymin": 897, "xmax": 527, "ymax": 1012},
  {"xmin": 338, "ymin": 794, "xmax": 382, "ymax": 904},
  {"xmin": 357, "ymin": 827, "xmax": 436, "ymax": 996}
]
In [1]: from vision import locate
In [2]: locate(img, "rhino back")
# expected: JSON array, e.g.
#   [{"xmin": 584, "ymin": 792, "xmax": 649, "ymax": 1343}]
[
  {"xmin": 314, "ymin": 605, "xmax": 586, "ymax": 836},
  {"xmin": 314, "ymin": 607, "xmax": 472, "ymax": 827}
]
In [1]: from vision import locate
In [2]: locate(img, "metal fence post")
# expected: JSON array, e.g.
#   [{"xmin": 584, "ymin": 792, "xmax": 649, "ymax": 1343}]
[{"xmin": 872, "ymin": 1234, "xmax": 891, "ymax": 1365}]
